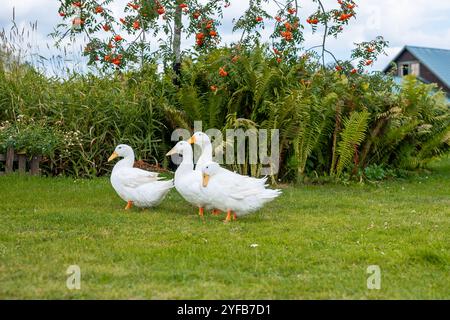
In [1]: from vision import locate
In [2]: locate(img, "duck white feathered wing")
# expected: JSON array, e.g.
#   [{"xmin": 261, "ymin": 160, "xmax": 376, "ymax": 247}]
[
  {"xmin": 203, "ymin": 168, "xmax": 281, "ymax": 216},
  {"xmin": 114, "ymin": 167, "xmax": 161, "ymax": 187},
  {"xmin": 218, "ymin": 168, "xmax": 269, "ymax": 189},
  {"xmin": 111, "ymin": 166, "xmax": 173, "ymax": 208},
  {"xmin": 129, "ymin": 178, "xmax": 174, "ymax": 207},
  {"xmin": 174, "ymin": 169, "xmax": 206, "ymax": 208}
]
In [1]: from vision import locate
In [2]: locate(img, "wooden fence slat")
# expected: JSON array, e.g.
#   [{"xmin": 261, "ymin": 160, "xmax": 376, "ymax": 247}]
[
  {"xmin": 0, "ymin": 148, "xmax": 41, "ymax": 176},
  {"xmin": 0, "ymin": 154, "xmax": 17, "ymax": 161},
  {"xmin": 30, "ymin": 155, "xmax": 41, "ymax": 176},
  {"xmin": 18, "ymin": 154, "xmax": 27, "ymax": 173},
  {"xmin": 5, "ymin": 148, "xmax": 14, "ymax": 173},
  {"xmin": 0, "ymin": 153, "xmax": 4, "ymax": 175}
]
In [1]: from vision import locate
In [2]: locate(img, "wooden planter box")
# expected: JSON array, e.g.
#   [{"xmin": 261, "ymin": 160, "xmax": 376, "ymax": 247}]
[{"xmin": 0, "ymin": 147, "xmax": 42, "ymax": 176}]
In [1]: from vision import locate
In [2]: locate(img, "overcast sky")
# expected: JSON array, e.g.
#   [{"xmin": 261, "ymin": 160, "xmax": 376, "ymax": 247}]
[{"xmin": 1, "ymin": 0, "xmax": 450, "ymax": 73}]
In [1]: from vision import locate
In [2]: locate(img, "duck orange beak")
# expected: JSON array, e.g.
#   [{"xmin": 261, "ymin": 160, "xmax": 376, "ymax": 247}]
[
  {"xmin": 202, "ymin": 173, "xmax": 210, "ymax": 187},
  {"xmin": 108, "ymin": 151, "xmax": 119, "ymax": 162},
  {"xmin": 187, "ymin": 136, "xmax": 196, "ymax": 144}
]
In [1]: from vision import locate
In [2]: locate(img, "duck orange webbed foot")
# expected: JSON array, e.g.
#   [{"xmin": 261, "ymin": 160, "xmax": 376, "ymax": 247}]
[
  {"xmin": 124, "ymin": 201, "xmax": 133, "ymax": 210},
  {"xmin": 224, "ymin": 210, "xmax": 232, "ymax": 224},
  {"xmin": 198, "ymin": 207, "xmax": 206, "ymax": 223},
  {"xmin": 211, "ymin": 209, "xmax": 221, "ymax": 216}
]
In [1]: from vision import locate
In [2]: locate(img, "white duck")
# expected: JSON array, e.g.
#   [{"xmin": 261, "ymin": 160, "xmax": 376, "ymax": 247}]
[
  {"xmin": 108, "ymin": 144, "xmax": 173, "ymax": 210},
  {"xmin": 201, "ymin": 161, "xmax": 281, "ymax": 222},
  {"xmin": 166, "ymin": 141, "xmax": 211, "ymax": 217},
  {"xmin": 188, "ymin": 131, "xmax": 269, "ymax": 189}
]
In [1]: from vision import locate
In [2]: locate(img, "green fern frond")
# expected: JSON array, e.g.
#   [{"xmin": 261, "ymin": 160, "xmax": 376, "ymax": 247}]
[
  {"xmin": 160, "ymin": 103, "xmax": 190, "ymax": 130},
  {"xmin": 335, "ymin": 111, "xmax": 370, "ymax": 177},
  {"xmin": 177, "ymin": 86, "xmax": 202, "ymax": 123}
]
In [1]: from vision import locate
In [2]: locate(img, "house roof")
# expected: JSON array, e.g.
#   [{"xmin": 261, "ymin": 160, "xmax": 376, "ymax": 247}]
[{"xmin": 384, "ymin": 46, "xmax": 450, "ymax": 89}]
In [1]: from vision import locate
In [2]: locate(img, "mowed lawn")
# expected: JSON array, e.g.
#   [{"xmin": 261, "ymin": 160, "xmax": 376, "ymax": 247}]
[{"xmin": 0, "ymin": 157, "xmax": 449, "ymax": 300}]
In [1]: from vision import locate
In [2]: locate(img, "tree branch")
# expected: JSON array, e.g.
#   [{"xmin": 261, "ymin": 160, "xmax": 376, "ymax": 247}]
[{"xmin": 317, "ymin": 0, "xmax": 328, "ymax": 68}]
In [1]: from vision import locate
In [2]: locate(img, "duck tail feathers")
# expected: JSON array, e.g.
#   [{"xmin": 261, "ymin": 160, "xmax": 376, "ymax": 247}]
[
  {"xmin": 159, "ymin": 179, "xmax": 174, "ymax": 190},
  {"xmin": 261, "ymin": 188, "xmax": 281, "ymax": 199}
]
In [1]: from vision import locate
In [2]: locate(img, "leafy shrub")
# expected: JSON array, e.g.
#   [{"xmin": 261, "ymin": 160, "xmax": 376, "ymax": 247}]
[
  {"xmin": 0, "ymin": 116, "xmax": 61, "ymax": 156},
  {"xmin": 0, "ymin": 47, "xmax": 449, "ymax": 181},
  {"xmin": 364, "ymin": 164, "xmax": 386, "ymax": 181}
]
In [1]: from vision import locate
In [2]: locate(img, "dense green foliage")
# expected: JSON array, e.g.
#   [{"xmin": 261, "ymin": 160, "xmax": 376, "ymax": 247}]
[
  {"xmin": 0, "ymin": 47, "xmax": 449, "ymax": 180},
  {"xmin": 0, "ymin": 116, "xmax": 61, "ymax": 156}
]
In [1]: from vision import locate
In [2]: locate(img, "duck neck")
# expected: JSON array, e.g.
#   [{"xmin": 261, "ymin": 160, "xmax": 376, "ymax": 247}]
[
  {"xmin": 114, "ymin": 154, "xmax": 135, "ymax": 170},
  {"xmin": 196, "ymin": 141, "xmax": 212, "ymax": 169},
  {"xmin": 175, "ymin": 146, "xmax": 194, "ymax": 178}
]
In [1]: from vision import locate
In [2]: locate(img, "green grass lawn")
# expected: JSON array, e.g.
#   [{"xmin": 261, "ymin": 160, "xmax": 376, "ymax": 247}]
[{"xmin": 0, "ymin": 157, "xmax": 449, "ymax": 299}]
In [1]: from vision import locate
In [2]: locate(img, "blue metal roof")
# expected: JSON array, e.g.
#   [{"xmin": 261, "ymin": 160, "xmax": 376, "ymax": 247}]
[{"xmin": 405, "ymin": 46, "xmax": 450, "ymax": 89}]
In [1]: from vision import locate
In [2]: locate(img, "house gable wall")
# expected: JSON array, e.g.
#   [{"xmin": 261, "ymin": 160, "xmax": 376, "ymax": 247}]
[{"xmin": 385, "ymin": 49, "xmax": 450, "ymax": 94}]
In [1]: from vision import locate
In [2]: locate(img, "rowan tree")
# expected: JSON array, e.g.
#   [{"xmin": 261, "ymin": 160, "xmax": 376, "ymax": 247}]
[{"xmin": 52, "ymin": 0, "xmax": 387, "ymax": 74}]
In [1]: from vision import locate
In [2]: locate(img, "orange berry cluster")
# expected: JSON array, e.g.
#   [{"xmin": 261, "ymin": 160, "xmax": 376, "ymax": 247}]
[
  {"xmin": 196, "ymin": 18, "xmax": 218, "ymax": 47},
  {"xmin": 336, "ymin": 0, "xmax": 356, "ymax": 21}
]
